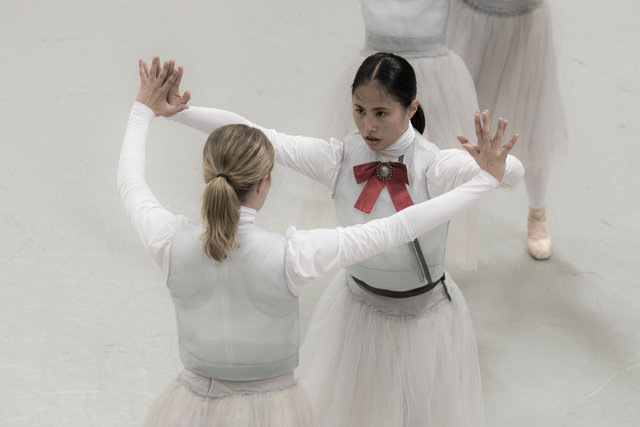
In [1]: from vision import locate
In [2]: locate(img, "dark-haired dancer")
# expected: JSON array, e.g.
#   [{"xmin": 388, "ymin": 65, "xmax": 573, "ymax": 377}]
[
  {"xmin": 447, "ymin": 0, "xmax": 568, "ymax": 260},
  {"xmin": 166, "ymin": 52, "xmax": 524, "ymax": 426},
  {"xmin": 317, "ymin": 0, "xmax": 483, "ymax": 269}
]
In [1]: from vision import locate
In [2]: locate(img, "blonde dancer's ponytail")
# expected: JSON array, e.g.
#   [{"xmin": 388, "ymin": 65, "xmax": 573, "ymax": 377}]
[{"xmin": 200, "ymin": 124, "xmax": 274, "ymax": 261}]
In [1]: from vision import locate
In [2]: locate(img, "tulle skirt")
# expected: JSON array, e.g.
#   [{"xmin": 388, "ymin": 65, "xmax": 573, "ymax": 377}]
[
  {"xmin": 144, "ymin": 370, "xmax": 315, "ymax": 427},
  {"xmin": 298, "ymin": 270, "xmax": 484, "ymax": 427},
  {"xmin": 447, "ymin": 0, "xmax": 568, "ymax": 173}
]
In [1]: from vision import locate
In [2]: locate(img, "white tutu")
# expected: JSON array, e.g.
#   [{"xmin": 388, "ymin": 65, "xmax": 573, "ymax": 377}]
[
  {"xmin": 144, "ymin": 370, "xmax": 315, "ymax": 427},
  {"xmin": 298, "ymin": 270, "xmax": 484, "ymax": 427},
  {"xmin": 447, "ymin": 0, "xmax": 568, "ymax": 173}
]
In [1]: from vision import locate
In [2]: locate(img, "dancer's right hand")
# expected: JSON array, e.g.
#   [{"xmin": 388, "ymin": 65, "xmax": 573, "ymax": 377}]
[{"xmin": 136, "ymin": 56, "xmax": 189, "ymax": 117}]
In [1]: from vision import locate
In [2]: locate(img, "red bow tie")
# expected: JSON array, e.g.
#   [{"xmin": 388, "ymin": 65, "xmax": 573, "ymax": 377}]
[{"xmin": 353, "ymin": 161, "xmax": 414, "ymax": 214}]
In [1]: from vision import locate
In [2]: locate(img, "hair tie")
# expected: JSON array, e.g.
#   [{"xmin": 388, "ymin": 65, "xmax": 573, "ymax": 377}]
[{"xmin": 214, "ymin": 173, "xmax": 235, "ymax": 188}]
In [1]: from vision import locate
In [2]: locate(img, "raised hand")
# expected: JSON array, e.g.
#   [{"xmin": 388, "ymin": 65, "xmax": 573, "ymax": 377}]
[
  {"xmin": 135, "ymin": 56, "xmax": 189, "ymax": 117},
  {"xmin": 167, "ymin": 62, "xmax": 191, "ymax": 109},
  {"xmin": 456, "ymin": 110, "xmax": 518, "ymax": 181}
]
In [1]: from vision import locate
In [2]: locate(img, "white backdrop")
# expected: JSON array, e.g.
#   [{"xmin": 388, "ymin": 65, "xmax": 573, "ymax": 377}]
[{"xmin": 1, "ymin": 1, "xmax": 639, "ymax": 425}]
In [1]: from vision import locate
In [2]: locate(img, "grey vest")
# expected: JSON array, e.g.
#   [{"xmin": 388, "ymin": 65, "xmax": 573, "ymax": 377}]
[
  {"xmin": 334, "ymin": 132, "xmax": 449, "ymax": 291},
  {"xmin": 167, "ymin": 222, "xmax": 299, "ymax": 381}
]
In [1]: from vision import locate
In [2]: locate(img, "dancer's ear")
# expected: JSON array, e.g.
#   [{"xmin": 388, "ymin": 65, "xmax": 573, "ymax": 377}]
[{"xmin": 256, "ymin": 174, "xmax": 271, "ymax": 195}]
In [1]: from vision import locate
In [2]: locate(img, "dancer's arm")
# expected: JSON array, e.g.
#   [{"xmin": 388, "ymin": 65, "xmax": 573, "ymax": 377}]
[
  {"xmin": 427, "ymin": 150, "xmax": 523, "ymax": 196},
  {"xmin": 428, "ymin": 110, "xmax": 524, "ymax": 196},
  {"xmin": 167, "ymin": 107, "xmax": 343, "ymax": 189},
  {"xmin": 118, "ymin": 102, "xmax": 187, "ymax": 269},
  {"xmin": 117, "ymin": 59, "xmax": 189, "ymax": 270},
  {"xmin": 283, "ymin": 125, "xmax": 515, "ymax": 294},
  {"xmin": 283, "ymin": 170, "xmax": 499, "ymax": 294},
  {"xmin": 164, "ymin": 67, "xmax": 342, "ymax": 188}
]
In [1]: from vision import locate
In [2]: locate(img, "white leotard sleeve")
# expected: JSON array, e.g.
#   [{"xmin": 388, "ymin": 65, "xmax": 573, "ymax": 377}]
[
  {"xmin": 283, "ymin": 170, "xmax": 499, "ymax": 295},
  {"xmin": 117, "ymin": 102, "xmax": 188, "ymax": 276},
  {"xmin": 169, "ymin": 106, "xmax": 344, "ymax": 190},
  {"xmin": 121, "ymin": 103, "xmax": 510, "ymax": 296},
  {"xmin": 426, "ymin": 148, "xmax": 524, "ymax": 197}
]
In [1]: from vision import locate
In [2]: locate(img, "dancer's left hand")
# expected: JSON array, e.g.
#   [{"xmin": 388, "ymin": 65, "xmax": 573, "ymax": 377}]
[
  {"xmin": 167, "ymin": 62, "xmax": 191, "ymax": 110},
  {"xmin": 456, "ymin": 110, "xmax": 518, "ymax": 181},
  {"xmin": 136, "ymin": 56, "xmax": 189, "ymax": 117}
]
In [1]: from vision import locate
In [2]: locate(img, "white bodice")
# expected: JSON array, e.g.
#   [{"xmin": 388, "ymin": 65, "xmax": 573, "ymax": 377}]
[
  {"xmin": 335, "ymin": 131, "xmax": 449, "ymax": 290},
  {"xmin": 168, "ymin": 220, "xmax": 299, "ymax": 381}
]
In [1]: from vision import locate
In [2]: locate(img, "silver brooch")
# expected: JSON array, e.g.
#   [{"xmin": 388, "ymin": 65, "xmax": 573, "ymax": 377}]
[{"xmin": 376, "ymin": 162, "xmax": 393, "ymax": 181}]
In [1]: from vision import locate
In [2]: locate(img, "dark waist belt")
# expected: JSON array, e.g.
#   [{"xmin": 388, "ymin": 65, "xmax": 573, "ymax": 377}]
[{"xmin": 352, "ymin": 274, "xmax": 446, "ymax": 299}]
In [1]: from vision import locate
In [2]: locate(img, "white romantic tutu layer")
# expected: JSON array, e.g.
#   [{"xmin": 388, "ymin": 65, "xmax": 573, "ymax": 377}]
[
  {"xmin": 447, "ymin": 0, "xmax": 568, "ymax": 173},
  {"xmin": 298, "ymin": 270, "xmax": 484, "ymax": 427},
  {"xmin": 144, "ymin": 370, "xmax": 314, "ymax": 427}
]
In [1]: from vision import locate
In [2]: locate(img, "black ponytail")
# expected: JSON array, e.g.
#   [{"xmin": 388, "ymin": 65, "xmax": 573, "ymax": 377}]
[{"xmin": 411, "ymin": 104, "xmax": 426, "ymax": 134}]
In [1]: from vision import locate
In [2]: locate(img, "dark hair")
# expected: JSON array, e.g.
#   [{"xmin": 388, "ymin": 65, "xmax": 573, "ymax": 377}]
[{"xmin": 351, "ymin": 52, "xmax": 425, "ymax": 133}]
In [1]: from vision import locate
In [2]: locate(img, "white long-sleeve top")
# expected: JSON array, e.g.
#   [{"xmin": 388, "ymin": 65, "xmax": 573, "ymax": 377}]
[
  {"xmin": 168, "ymin": 106, "xmax": 522, "ymax": 199},
  {"xmin": 118, "ymin": 102, "xmax": 504, "ymax": 295}
]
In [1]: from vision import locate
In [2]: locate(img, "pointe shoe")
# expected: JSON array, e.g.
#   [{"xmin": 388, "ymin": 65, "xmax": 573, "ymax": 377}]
[{"xmin": 528, "ymin": 207, "xmax": 553, "ymax": 260}]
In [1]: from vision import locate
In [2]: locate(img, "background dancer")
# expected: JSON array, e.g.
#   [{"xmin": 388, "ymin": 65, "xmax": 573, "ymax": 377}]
[
  {"xmin": 305, "ymin": 0, "xmax": 483, "ymax": 269},
  {"xmin": 447, "ymin": 0, "xmax": 568, "ymax": 260}
]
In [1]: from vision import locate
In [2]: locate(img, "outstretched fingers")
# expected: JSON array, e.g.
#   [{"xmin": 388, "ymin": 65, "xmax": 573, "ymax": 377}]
[
  {"xmin": 457, "ymin": 134, "xmax": 480, "ymax": 158},
  {"xmin": 159, "ymin": 60, "xmax": 178, "ymax": 89},
  {"xmin": 175, "ymin": 67, "xmax": 191, "ymax": 103},
  {"xmin": 482, "ymin": 110, "xmax": 492, "ymax": 142},
  {"xmin": 149, "ymin": 56, "xmax": 160, "ymax": 79},
  {"xmin": 166, "ymin": 65, "xmax": 192, "ymax": 108},
  {"xmin": 166, "ymin": 60, "xmax": 175, "ymax": 78},
  {"xmin": 173, "ymin": 65, "xmax": 184, "ymax": 91},
  {"xmin": 501, "ymin": 133, "xmax": 519, "ymax": 157},
  {"xmin": 493, "ymin": 118, "xmax": 507, "ymax": 145},
  {"xmin": 154, "ymin": 60, "xmax": 171, "ymax": 88},
  {"xmin": 138, "ymin": 59, "xmax": 149, "ymax": 83},
  {"xmin": 473, "ymin": 111, "xmax": 484, "ymax": 145},
  {"xmin": 162, "ymin": 68, "xmax": 180, "ymax": 92},
  {"xmin": 165, "ymin": 68, "xmax": 189, "ymax": 115}
]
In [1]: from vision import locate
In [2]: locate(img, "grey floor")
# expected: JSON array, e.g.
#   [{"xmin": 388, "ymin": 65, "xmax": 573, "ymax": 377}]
[{"xmin": 1, "ymin": 1, "xmax": 639, "ymax": 426}]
